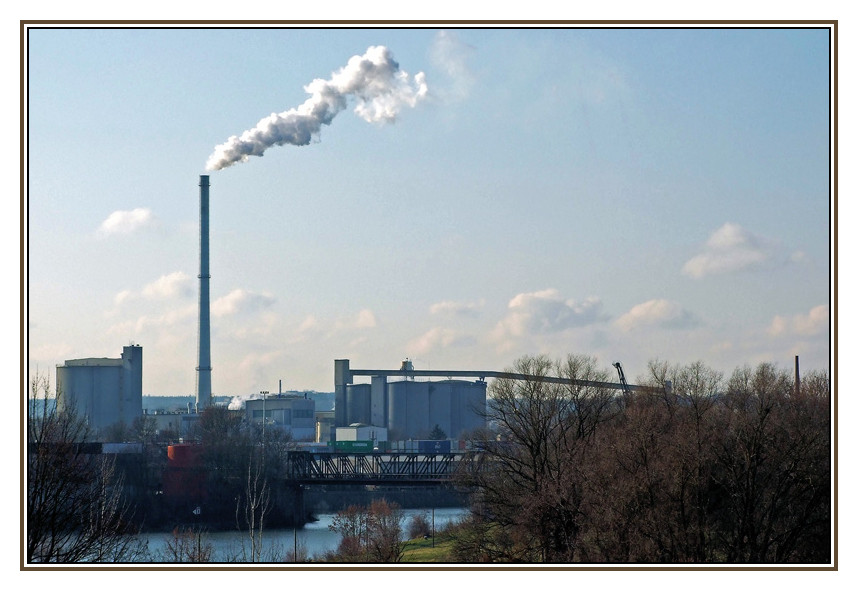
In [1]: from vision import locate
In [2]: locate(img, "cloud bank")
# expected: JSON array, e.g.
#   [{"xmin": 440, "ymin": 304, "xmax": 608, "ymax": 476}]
[
  {"xmin": 97, "ymin": 208, "xmax": 153, "ymax": 236},
  {"xmin": 768, "ymin": 305, "xmax": 829, "ymax": 337},
  {"xmin": 494, "ymin": 289, "xmax": 604, "ymax": 340},
  {"xmin": 682, "ymin": 222, "xmax": 770, "ymax": 279},
  {"xmin": 615, "ymin": 298, "xmax": 699, "ymax": 331}
]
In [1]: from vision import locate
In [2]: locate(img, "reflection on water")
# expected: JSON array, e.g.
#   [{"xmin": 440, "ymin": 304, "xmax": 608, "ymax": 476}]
[{"xmin": 138, "ymin": 506, "xmax": 469, "ymax": 563}]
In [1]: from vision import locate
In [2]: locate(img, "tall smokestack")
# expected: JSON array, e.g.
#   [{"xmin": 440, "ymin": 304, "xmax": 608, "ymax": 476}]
[
  {"xmin": 196, "ymin": 175, "xmax": 212, "ymax": 409},
  {"xmin": 794, "ymin": 355, "xmax": 801, "ymax": 397}
]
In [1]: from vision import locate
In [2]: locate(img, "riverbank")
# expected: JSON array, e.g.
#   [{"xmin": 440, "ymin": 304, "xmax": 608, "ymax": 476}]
[{"xmin": 134, "ymin": 507, "xmax": 470, "ymax": 563}]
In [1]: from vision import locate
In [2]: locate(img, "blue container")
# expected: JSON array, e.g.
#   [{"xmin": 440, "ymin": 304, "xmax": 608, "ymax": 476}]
[{"xmin": 418, "ymin": 440, "xmax": 451, "ymax": 454}]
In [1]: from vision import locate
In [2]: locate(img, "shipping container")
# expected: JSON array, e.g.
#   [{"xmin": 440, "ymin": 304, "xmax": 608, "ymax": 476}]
[
  {"xmin": 418, "ymin": 439, "xmax": 451, "ymax": 454},
  {"xmin": 327, "ymin": 439, "xmax": 375, "ymax": 452}
]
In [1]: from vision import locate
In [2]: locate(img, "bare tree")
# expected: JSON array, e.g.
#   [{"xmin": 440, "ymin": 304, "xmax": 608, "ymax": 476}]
[
  {"xmin": 467, "ymin": 354, "xmax": 615, "ymax": 561},
  {"xmin": 712, "ymin": 364, "xmax": 830, "ymax": 562},
  {"xmin": 461, "ymin": 356, "xmax": 830, "ymax": 564},
  {"xmin": 325, "ymin": 500, "xmax": 404, "ymax": 562},
  {"xmin": 161, "ymin": 527, "xmax": 214, "ymax": 562},
  {"xmin": 27, "ymin": 374, "xmax": 146, "ymax": 563},
  {"xmin": 365, "ymin": 499, "xmax": 404, "ymax": 562},
  {"xmin": 235, "ymin": 448, "xmax": 271, "ymax": 562},
  {"xmin": 326, "ymin": 504, "xmax": 368, "ymax": 562}
]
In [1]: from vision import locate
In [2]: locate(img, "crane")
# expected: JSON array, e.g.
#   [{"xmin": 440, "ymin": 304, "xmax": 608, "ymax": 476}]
[{"xmin": 612, "ymin": 362, "xmax": 630, "ymax": 396}]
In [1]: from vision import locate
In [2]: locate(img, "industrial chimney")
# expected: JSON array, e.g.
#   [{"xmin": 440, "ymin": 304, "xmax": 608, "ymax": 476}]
[{"xmin": 196, "ymin": 175, "xmax": 212, "ymax": 409}]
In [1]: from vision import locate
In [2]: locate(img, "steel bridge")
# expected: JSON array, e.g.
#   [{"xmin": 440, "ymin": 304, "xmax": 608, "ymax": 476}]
[{"xmin": 285, "ymin": 451, "xmax": 478, "ymax": 485}]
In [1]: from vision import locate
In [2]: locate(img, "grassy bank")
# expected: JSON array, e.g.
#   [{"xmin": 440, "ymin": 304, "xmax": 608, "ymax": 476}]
[{"xmin": 400, "ymin": 534, "xmax": 456, "ymax": 563}]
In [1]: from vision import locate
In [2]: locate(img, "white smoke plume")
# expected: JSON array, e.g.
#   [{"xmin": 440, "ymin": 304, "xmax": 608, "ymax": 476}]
[{"xmin": 206, "ymin": 46, "xmax": 428, "ymax": 171}]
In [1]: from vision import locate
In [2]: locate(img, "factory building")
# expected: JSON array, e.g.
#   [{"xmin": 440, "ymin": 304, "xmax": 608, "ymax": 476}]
[
  {"xmin": 334, "ymin": 359, "xmax": 487, "ymax": 441},
  {"xmin": 56, "ymin": 345, "xmax": 143, "ymax": 439},
  {"xmin": 245, "ymin": 395, "xmax": 315, "ymax": 441}
]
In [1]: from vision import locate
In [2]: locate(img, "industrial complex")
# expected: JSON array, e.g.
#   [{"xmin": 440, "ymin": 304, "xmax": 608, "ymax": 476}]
[{"xmin": 51, "ymin": 176, "xmax": 489, "ymax": 447}]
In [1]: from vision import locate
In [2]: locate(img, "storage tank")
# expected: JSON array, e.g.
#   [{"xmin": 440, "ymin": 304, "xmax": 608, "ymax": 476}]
[
  {"xmin": 387, "ymin": 380, "xmax": 431, "ymax": 440},
  {"xmin": 428, "ymin": 382, "xmax": 453, "ymax": 439},
  {"xmin": 345, "ymin": 383, "xmax": 371, "ymax": 425},
  {"xmin": 460, "ymin": 380, "xmax": 487, "ymax": 435},
  {"xmin": 163, "ymin": 443, "xmax": 206, "ymax": 503}
]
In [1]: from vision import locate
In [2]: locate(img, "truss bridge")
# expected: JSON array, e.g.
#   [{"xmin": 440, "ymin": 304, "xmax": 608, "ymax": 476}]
[{"xmin": 286, "ymin": 451, "xmax": 478, "ymax": 485}]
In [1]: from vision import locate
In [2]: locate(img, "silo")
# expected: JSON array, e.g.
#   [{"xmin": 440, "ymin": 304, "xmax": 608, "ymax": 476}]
[
  {"xmin": 387, "ymin": 380, "xmax": 409, "ymax": 440},
  {"xmin": 345, "ymin": 383, "xmax": 371, "ymax": 425},
  {"xmin": 387, "ymin": 380, "xmax": 430, "ymax": 440},
  {"xmin": 410, "ymin": 381, "xmax": 431, "ymax": 439},
  {"xmin": 428, "ymin": 381, "xmax": 452, "ymax": 439},
  {"xmin": 461, "ymin": 380, "xmax": 487, "ymax": 435}
]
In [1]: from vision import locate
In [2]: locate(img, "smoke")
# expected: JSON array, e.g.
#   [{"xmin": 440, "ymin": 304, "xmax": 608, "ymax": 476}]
[
  {"xmin": 228, "ymin": 393, "xmax": 263, "ymax": 411},
  {"xmin": 206, "ymin": 46, "xmax": 428, "ymax": 171}
]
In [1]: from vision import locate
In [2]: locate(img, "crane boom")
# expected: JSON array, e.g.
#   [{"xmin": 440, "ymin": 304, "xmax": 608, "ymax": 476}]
[{"xmin": 612, "ymin": 362, "xmax": 630, "ymax": 395}]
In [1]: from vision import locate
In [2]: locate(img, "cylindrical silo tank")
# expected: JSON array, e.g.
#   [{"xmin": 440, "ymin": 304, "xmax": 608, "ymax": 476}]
[
  {"xmin": 461, "ymin": 380, "xmax": 487, "ymax": 435},
  {"xmin": 411, "ymin": 381, "xmax": 430, "ymax": 439},
  {"xmin": 345, "ymin": 383, "xmax": 371, "ymax": 425},
  {"xmin": 428, "ymin": 381, "xmax": 453, "ymax": 439},
  {"xmin": 387, "ymin": 380, "xmax": 431, "ymax": 440},
  {"xmin": 387, "ymin": 380, "xmax": 410, "ymax": 440},
  {"xmin": 462, "ymin": 381, "xmax": 486, "ymax": 431}
]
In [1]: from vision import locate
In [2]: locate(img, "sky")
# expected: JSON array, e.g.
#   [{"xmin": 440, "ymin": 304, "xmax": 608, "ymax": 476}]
[{"xmin": 25, "ymin": 25, "xmax": 833, "ymax": 397}]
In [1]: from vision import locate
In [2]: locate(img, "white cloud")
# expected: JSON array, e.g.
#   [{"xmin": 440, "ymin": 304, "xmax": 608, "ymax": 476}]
[
  {"xmin": 493, "ymin": 289, "xmax": 604, "ymax": 340},
  {"xmin": 113, "ymin": 289, "xmax": 133, "ymax": 306},
  {"xmin": 407, "ymin": 327, "xmax": 476, "ymax": 356},
  {"xmin": 97, "ymin": 208, "xmax": 154, "ymax": 236},
  {"xmin": 142, "ymin": 271, "xmax": 193, "ymax": 300},
  {"xmin": 768, "ymin": 305, "xmax": 829, "ymax": 337},
  {"xmin": 106, "ymin": 303, "xmax": 197, "ymax": 343},
  {"xmin": 429, "ymin": 299, "xmax": 484, "ymax": 318},
  {"xmin": 212, "ymin": 289, "xmax": 276, "ymax": 317},
  {"xmin": 682, "ymin": 222, "xmax": 770, "ymax": 279},
  {"xmin": 354, "ymin": 309, "xmax": 377, "ymax": 329},
  {"xmin": 298, "ymin": 315, "xmax": 319, "ymax": 333},
  {"xmin": 334, "ymin": 309, "xmax": 378, "ymax": 331},
  {"xmin": 615, "ymin": 299, "xmax": 699, "ymax": 331}
]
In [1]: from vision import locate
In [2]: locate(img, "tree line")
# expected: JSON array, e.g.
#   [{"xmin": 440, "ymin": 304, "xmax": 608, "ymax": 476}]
[{"xmin": 453, "ymin": 354, "xmax": 831, "ymax": 563}]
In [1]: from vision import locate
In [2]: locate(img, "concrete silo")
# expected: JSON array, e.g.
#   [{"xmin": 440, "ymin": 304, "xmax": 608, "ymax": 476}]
[
  {"xmin": 56, "ymin": 345, "xmax": 143, "ymax": 439},
  {"xmin": 388, "ymin": 380, "xmax": 431, "ymax": 440},
  {"xmin": 345, "ymin": 383, "xmax": 372, "ymax": 426}
]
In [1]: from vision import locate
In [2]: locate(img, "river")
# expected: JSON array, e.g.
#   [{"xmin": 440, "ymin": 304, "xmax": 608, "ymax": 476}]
[{"xmin": 136, "ymin": 507, "xmax": 469, "ymax": 563}]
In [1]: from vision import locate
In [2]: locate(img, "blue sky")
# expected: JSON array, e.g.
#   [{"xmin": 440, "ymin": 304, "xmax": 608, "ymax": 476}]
[{"xmin": 26, "ymin": 26, "xmax": 832, "ymax": 396}]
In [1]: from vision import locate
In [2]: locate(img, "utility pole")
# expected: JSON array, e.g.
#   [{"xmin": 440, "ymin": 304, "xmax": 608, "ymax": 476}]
[{"xmin": 261, "ymin": 391, "xmax": 269, "ymax": 444}]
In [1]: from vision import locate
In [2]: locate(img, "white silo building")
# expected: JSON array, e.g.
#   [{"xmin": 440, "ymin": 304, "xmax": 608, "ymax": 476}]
[{"xmin": 56, "ymin": 345, "xmax": 143, "ymax": 439}]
